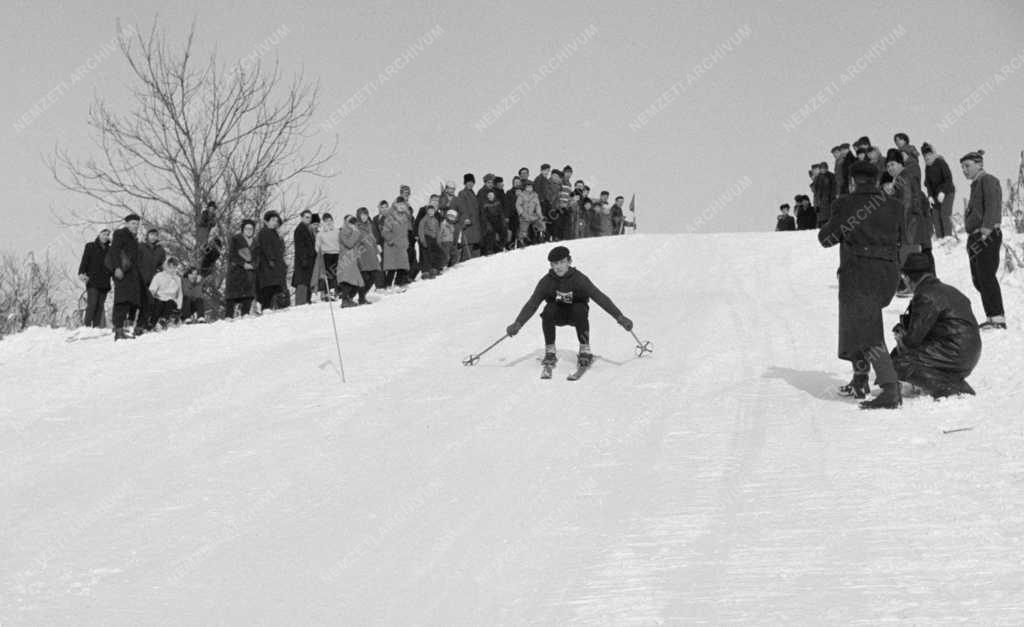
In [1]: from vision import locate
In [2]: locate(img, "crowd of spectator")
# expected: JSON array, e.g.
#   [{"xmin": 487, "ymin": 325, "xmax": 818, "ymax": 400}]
[{"xmin": 77, "ymin": 163, "xmax": 637, "ymax": 340}]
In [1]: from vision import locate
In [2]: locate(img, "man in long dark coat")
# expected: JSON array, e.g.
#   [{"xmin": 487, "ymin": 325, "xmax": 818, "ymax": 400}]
[
  {"xmin": 107, "ymin": 214, "xmax": 143, "ymax": 340},
  {"xmin": 224, "ymin": 220, "xmax": 257, "ymax": 317},
  {"xmin": 818, "ymin": 161, "xmax": 904, "ymax": 409},
  {"xmin": 291, "ymin": 210, "xmax": 316, "ymax": 305},
  {"xmin": 255, "ymin": 211, "xmax": 287, "ymax": 311}
]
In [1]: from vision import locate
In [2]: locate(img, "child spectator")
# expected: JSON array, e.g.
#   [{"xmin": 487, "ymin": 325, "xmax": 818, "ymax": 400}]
[
  {"xmin": 180, "ymin": 267, "xmax": 206, "ymax": 323},
  {"xmin": 418, "ymin": 200, "xmax": 442, "ymax": 279},
  {"xmin": 516, "ymin": 179, "xmax": 544, "ymax": 245},
  {"xmin": 148, "ymin": 257, "xmax": 183, "ymax": 329},
  {"xmin": 439, "ymin": 210, "xmax": 458, "ymax": 268}
]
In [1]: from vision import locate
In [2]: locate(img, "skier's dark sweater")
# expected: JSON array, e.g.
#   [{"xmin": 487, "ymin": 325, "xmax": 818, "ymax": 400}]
[{"xmin": 513, "ymin": 267, "xmax": 623, "ymax": 326}]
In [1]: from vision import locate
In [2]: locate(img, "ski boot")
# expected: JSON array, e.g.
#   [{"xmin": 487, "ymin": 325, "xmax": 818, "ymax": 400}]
[
  {"xmin": 577, "ymin": 352, "xmax": 594, "ymax": 368},
  {"xmin": 838, "ymin": 373, "xmax": 870, "ymax": 399},
  {"xmin": 859, "ymin": 383, "xmax": 902, "ymax": 409},
  {"xmin": 541, "ymin": 352, "xmax": 558, "ymax": 367}
]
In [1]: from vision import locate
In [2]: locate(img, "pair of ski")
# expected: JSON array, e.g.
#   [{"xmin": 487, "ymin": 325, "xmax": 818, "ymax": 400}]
[{"xmin": 541, "ymin": 361, "xmax": 590, "ymax": 381}]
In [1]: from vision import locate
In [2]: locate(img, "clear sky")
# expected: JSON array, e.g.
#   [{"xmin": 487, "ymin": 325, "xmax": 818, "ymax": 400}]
[{"xmin": 3, "ymin": 0, "xmax": 1024, "ymax": 263}]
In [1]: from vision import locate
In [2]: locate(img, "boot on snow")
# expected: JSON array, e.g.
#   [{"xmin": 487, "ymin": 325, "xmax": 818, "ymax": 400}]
[
  {"xmin": 839, "ymin": 373, "xmax": 870, "ymax": 399},
  {"xmin": 859, "ymin": 383, "xmax": 902, "ymax": 410}
]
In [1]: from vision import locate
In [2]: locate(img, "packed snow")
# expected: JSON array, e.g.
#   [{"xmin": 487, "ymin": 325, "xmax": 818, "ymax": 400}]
[{"xmin": 2, "ymin": 231, "xmax": 1023, "ymax": 625}]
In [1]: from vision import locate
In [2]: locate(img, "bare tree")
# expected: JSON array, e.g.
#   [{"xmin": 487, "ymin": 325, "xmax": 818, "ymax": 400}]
[
  {"xmin": 50, "ymin": 19, "xmax": 336, "ymax": 310},
  {"xmin": 0, "ymin": 251, "xmax": 76, "ymax": 338}
]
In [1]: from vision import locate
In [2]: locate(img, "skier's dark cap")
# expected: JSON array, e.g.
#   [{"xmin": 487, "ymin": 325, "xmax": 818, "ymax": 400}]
[
  {"xmin": 902, "ymin": 252, "xmax": 932, "ymax": 279},
  {"xmin": 547, "ymin": 245, "xmax": 571, "ymax": 262},
  {"xmin": 124, "ymin": 213, "xmax": 141, "ymax": 222}
]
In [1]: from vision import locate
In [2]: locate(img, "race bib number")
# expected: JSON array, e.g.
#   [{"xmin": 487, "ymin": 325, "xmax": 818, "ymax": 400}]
[{"xmin": 555, "ymin": 290, "xmax": 573, "ymax": 304}]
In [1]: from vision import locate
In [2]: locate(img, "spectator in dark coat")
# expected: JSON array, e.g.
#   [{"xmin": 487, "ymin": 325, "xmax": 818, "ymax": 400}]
[
  {"xmin": 480, "ymin": 190, "xmax": 506, "ymax": 255},
  {"xmin": 812, "ymin": 162, "xmax": 837, "ymax": 226},
  {"xmin": 818, "ymin": 161, "xmax": 905, "ymax": 409},
  {"xmin": 454, "ymin": 173, "xmax": 482, "ymax": 260},
  {"xmin": 611, "ymin": 196, "xmax": 626, "ymax": 235},
  {"xmin": 922, "ymin": 143, "xmax": 956, "ymax": 239},
  {"xmin": 532, "ymin": 164, "xmax": 551, "ymax": 217},
  {"xmin": 775, "ymin": 204, "xmax": 796, "ymax": 231},
  {"xmin": 960, "ymin": 150, "xmax": 1005, "ymax": 330},
  {"xmin": 255, "ymin": 211, "xmax": 287, "ymax": 311},
  {"xmin": 890, "ymin": 253, "xmax": 981, "ymax": 398},
  {"xmin": 885, "ymin": 149, "xmax": 934, "ymax": 280},
  {"xmin": 107, "ymin": 214, "xmax": 143, "ymax": 340},
  {"xmin": 833, "ymin": 143, "xmax": 855, "ymax": 196},
  {"xmin": 795, "ymin": 195, "xmax": 817, "ymax": 230},
  {"xmin": 137, "ymin": 229, "xmax": 166, "ymax": 330},
  {"xmin": 196, "ymin": 200, "xmax": 217, "ymax": 248},
  {"xmin": 224, "ymin": 220, "xmax": 257, "ymax": 317},
  {"xmin": 292, "ymin": 210, "xmax": 316, "ymax": 305},
  {"xmin": 77, "ymin": 229, "xmax": 112, "ymax": 328}
]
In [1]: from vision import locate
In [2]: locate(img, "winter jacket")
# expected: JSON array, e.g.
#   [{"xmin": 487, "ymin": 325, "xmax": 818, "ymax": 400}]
[
  {"xmin": 149, "ymin": 270, "xmax": 183, "ymax": 309},
  {"xmin": 964, "ymin": 172, "xmax": 1002, "ymax": 234},
  {"xmin": 292, "ymin": 223, "xmax": 317, "ymax": 287},
  {"xmin": 137, "ymin": 242, "xmax": 167, "ymax": 285},
  {"xmin": 590, "ymin": 205, "xmax": 614, "ymax": 236},
  {"xmin": 316, "ymin": 227, "xmax": 341, "ymax": 254},
  {"xmin": 894, "ymin": 169, "xmax": 932, "ymax": 252},
  {"xmin": 336, "ymin": 224, "xmax": 365, "ymax": 288},
  {"xmin": 224, "ymin": 233, "xmax": 256, "ymax": 300},
  {"xmin": 454, "ymin": 188, "xmax": 482, "ymax": 245},
  {"xmin": 776, "ymin": 214, "xmax": 796, "ymax": 231},
  {"xmin": 78, "ymin": 238, "xmax": 112, "ymax": 290},
  {"xmin": 895, "ymin": 276, "xmax": 981, "ymax": 378},
  {"xmin": 513, "ymin": 267, "xmax": 624, "ymax": 327},
  {"xmin": 255, "ymin": 227, "xmax": 287, "ymax": 289},
  {"xmin": 380, "ymin": 207, "xmax": 411, "ymax": 271},
  {"xmin": 196, "ymin": 208, "xmax": 216, "ymax": 247},
  {"xmin": 516, "ymin": 190, "xmax": 542, "ymax": 222},
  {"xmin": 182, "ymin": 275, "xmax": 204, "ymax": 301},
  {"xmin": 924, "ymin": 156, "xmax": 955, "ymax": 201},
  {"xmin": 818, "ymin": 186, "xmax": 904, "ymax": 361},
  {"xmin": 108, "ymin": 226, "xmax": 143, "ymax": 306},
  {"xmin": 418, "ymin": 211, "xmax": 440, "ymax": 246},
  {"xmin": 439, "ymin": 219, "xmax": 456, "ymax": 244},
  {"xmin": 481, "ymin": 199, "xmax": 504, "ymax": 222},
  {"xmin": 355, "ymin": 219, "xmax": 381, "ymax": 272}
]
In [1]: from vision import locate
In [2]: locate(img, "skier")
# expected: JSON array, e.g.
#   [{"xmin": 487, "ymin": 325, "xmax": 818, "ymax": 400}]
[{"xmin": 505, "ymin": 245, "xmax": 633, "ymax": 378}]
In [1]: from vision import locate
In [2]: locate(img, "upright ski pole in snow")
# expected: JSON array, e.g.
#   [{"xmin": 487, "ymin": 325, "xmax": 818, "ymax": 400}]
[
  {"xmin": 325, "ymin": 292, "xmax": 347, "ymax": 382},
  {"xmin": 462, "ymin": 334, "xmax": 509, "ymax": 366},
  {"xmin": 629, "ymin": 329, "xmax": 653, "ymax": 357}
]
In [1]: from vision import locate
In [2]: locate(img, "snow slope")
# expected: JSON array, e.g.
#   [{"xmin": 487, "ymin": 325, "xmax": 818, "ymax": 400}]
[{"xmin": 2, "ymin": 232, "xmax": 1023, "ymax": 625}]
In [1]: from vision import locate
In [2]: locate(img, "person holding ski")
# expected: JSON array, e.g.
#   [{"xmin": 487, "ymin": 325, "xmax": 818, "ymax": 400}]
[{"xmin": 505, "ymin": 245, "xmax": 633, "ymax": 377}]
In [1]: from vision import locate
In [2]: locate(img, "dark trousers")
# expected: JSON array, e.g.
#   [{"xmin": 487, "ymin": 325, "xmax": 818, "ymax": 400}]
[
  {"xmin": 540, "ymin": 302, "xmax": 590, "ymax": 346},
  {"xmin": 968, "ymin": 230, "xmax": 1004, "ymax": 317},
  {"xmin": 225, "ymin": 298, "xmax": 252, "ymax": 318},
  {"xmin": 407, "ymin": 242, "xmax": 419, "ymax": 281},
  {"xmin": 150, "ymin": 299, "xmax": 179, "ymax": 325},
  {"xmin": 322, "ymin": 253, "xmax": 340, "ymax": 292},
  {"xmin": 258, "ymin": 286, "xmax": 280, "ymax": 310},
  {"xmin": 933, "ymin": 194, "xmax": 955, "ymax": 239},
  {"xmin": 112, "ymin": 302, "xmax": 139, "ymax": 329},
  {"xmin": 385, "ymin": 269, "xmax": 409, "ymax": 288},
  {"xmin": 181, "ymin": 296, "xmax": 205, "ymax": 320},
  {"xmin": 139, "ymin": 289, "xmax": 153, "ymax": 329},
  {"xmin": 358, "ymin": 270, "xmax": 379, "ymax": 301},
  {"xmin": 850, "ymin": 343, "xmax": 897, "ymax": 386},
  {"xmin": 84, "ymin": 288, "xmax": 108, "ymax": 328}
]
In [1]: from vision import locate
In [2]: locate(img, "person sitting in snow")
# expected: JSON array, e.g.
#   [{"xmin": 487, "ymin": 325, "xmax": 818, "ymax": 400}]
[
  {"xmin": 890, "ymin": 253, "xmax": 981, "ymax": 398},
  {"xmin": 147, "ymin": 257, "xmax": 183, "ymax": 329},
  {"xmin": 505, "ymin": 245, "xmax": 633, "ymax": 369}
]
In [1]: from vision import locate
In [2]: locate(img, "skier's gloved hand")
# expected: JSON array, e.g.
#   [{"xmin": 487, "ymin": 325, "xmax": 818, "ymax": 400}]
[
  {"xmin": 616, "ymin": 315, "xmax": 633, "ymax": 331},
  {"xmin": 506, "ymin": 322, "xmax": 521, "ymax": 337}
]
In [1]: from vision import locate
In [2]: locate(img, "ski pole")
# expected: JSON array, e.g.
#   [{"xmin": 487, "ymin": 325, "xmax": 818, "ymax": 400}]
[
  {"xmin": 325, "ymin": 289, "xmax": 347, "ymax": 383},
  {"xmin": 628, "ymin": 329, "xmax": 653, "ymax": 357},
  {"xmin": 463, "ymin": 334, "xmax": 509, "ymax": 366}
]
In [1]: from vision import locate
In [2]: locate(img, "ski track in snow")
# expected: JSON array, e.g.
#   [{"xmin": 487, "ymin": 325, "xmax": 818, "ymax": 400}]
[{"xmin": 2, "ymin": 232, "xmax": 1023, "ymax": 625}]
